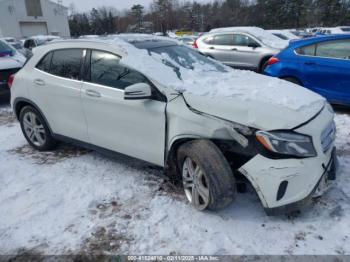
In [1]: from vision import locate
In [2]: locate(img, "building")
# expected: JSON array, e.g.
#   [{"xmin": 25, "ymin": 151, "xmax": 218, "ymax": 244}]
[{"xmin": 0, "ymin": 0, "xmax": 70, "ymax": 38}]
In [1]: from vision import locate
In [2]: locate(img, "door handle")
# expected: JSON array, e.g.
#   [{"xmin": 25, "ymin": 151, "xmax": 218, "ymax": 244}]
[
  {"xmin": 209, "ymin": 47, "xmax": 215, "ymax": 50},
  {"xmin": 231, "ymin": 48, "xmax": 238, "ymax": 51},
  {"xmin": 85, "ymin": 89, "xmax": 101, "ymax": 98},
  {"xmin": 305, "ymin": 61, "xmax": 316, "ymax": 66},
  {"xmin": 34, "ymin": 79, "xmax": 45, "ymax": 86}
]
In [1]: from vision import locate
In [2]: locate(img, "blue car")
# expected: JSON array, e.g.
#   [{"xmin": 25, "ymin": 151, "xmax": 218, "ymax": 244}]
[{"xmin": 265, "ymin": 34, "xmax": 350, "ymax": 106}]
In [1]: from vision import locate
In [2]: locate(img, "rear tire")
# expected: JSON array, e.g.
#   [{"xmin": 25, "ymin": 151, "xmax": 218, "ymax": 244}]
[
  {"xmin": 282, "ymin": 77, "xmax": 302, "ymax": 86},
  {"xmin": 259, "ymin": 57, "xmax": 271, "ymax": 73},
  {"xmin": 177, "ymin": 140, "xmax": 236, "ymax": 211},
  {"xmin": 19, "ymin": 106, "xmax": 58, "ymax": 151}
]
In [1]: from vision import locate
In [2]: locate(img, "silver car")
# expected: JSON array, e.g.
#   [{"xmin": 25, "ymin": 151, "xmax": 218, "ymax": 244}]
[{"xmin": 195, "ymin": 27, "xmax": 288, "ymax": 72}]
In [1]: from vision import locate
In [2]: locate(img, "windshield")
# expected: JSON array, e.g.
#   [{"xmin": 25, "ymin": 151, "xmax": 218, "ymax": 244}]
[{"xmin": 148, "ymin": 45, "xmax": 227, "ymax": 79}]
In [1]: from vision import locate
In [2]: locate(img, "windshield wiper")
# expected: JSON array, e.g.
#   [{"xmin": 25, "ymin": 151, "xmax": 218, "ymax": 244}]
[{"xmin": 161, "ymin": 59, "xmax": 182, "ymax": 80}]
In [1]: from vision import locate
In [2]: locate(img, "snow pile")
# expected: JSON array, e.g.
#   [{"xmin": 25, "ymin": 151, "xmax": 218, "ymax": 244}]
[
  {"xmin": 0, "ymin": 105, "xmax": 350, "ymax": 255},
  {"xmin": 210, "ymin": 27, "xmax": 289, "ymax": 49}
]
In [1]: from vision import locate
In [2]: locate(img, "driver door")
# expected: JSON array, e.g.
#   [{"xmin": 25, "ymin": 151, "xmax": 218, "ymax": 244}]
[{"xmin": 81, "ymin": 49, "xmax": 166, "ymax": 166}]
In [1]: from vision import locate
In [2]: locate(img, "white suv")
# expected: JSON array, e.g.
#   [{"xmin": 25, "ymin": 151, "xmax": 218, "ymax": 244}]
[{"xmin": 10, "ymin": 35, "xmax": 337, "ymax": 214}]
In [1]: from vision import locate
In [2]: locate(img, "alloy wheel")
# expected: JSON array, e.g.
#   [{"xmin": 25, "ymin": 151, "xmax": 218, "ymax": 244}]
[
  {"xmin": 23, "ymin": 112, "xmax": 46, "ymax": 147},
  {"xmin": 182, "ymin": 157, "xmax": 210, "ymax": 210}
]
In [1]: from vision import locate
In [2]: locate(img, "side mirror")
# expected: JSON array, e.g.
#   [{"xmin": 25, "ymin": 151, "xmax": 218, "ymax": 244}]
[
  {"xmin": 124, "ymin": 83, "xmax": 152, "ymax": 100},
  {"xmin": 248, "ymin": 43, "xmax": 259, "ymax": 48}
]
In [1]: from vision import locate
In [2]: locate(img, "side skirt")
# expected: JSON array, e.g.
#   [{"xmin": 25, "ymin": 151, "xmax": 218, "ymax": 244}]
[{"xmin": 52, "ymin": 133, "xmax": 164, "ymax": 169}]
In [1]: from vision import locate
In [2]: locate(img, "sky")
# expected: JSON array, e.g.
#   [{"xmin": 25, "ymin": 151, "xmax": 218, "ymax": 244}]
[{"xmin": 64, "ymin": 0, "xmax": 212, "ymax": 12}]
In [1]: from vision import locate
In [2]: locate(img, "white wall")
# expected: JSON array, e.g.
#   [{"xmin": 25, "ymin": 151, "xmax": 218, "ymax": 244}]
[{"xmin": 0, "ymin": 0, "xmax": 70, "ymax": 38}]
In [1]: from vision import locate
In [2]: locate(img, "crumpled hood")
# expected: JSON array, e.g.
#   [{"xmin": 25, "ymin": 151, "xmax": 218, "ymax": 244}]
[
  {"xmin": 182, "ymin": 72, "xmax": 326, "ymax": 130},
  {"xmin": 113, "ymin": 36, "xmax": 325, "ymax": 128}
]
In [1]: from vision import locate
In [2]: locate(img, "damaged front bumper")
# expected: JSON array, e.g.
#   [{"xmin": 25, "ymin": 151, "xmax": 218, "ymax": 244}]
[
  {"xmin": 264, "ymin": 148, "xmax": 338, "ymax": 216},
  {"xmin": 238, "ymin": 105, "xmax": 337, "ymax": 215}
]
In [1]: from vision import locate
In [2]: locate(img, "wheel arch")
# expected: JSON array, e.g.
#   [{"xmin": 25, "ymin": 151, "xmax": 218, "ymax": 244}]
[
  {"xmin": 165, "ymin": 135, "xmax": 202, "ymax": 181},
  {"xmin": 13, "ymin": 97, "xmax": 53, "ymax": 134},
  {"xmin": 279, "ymin": 75, "xmax": 304, "ymax": 86},
  {"xmin": 258, "ymin": 55, "xmax": 273, "ymax": 72}
]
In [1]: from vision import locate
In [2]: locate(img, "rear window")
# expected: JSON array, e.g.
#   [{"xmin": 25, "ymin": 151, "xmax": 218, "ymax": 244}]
[
  {"xmin": 295, "ymin": 44, "xmax": 316, "ymax": 56},
  {"xmin": 203, "ymin": 36, "xmax": 214, "ymax": 44},
  {"xmin": 36, "ymin": 52, "xmax": 53, "ymax": 72},
  {"xmin": 49, "ymin": 49, "xmax": 83, "ymax": 79}
]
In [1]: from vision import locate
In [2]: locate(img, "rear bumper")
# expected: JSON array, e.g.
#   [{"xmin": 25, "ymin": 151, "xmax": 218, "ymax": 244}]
[
  {"xmin": 0, "ymin": 67, "xmax": 20, "ymax": 99},
  {"xmin": 0, "ymin": 81, "xmax": 10, "ymax": 98}
]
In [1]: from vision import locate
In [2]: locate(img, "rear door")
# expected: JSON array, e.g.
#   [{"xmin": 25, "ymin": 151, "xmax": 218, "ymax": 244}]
[
  {"xmin": 230, "ymin": 33, "xmax": 262, "ymax": 69},
  {"xmin": 81, "ymin": 49, "xmax": 166, "ymax": 166},
  {"xmin": 32, "ymin": 48, "xmax": 89, "ymax": 141},
  {"xmin": 300, "ymin": 39, "xmax": 350, "ymax": 104},
  {"xmin": 201, "ymin": 34, "xmax": 235, "ymax": 65},
  {"xmin": 313, "ymin": 39, "xmax": 350, "ymax": 104}
]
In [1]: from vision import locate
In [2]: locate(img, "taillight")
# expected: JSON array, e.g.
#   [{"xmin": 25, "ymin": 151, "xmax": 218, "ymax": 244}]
[
  {"xmin": 193, "ymin": 39, "xmax": 198, "ymax": 49},
  {"xmin": 7, "ymin": 74, "xmax": 15, "ymax": 89},
  {"xmin": 267, "ymin": 57, "xmax": 280, "ymax": 66}
]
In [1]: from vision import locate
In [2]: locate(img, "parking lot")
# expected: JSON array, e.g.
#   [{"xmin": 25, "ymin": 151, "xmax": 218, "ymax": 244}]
[{"xmin": 0, "ymin": 101, "xmax": 349, "ymax": 256}]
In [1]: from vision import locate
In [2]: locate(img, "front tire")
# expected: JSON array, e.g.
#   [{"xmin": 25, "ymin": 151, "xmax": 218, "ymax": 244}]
[
  {"xmin": 177, "ymin": 140, "xmax": 236, "ymax": 211},
  {"xmin": 19, "ymin": 106, "xmax": 57, "ymax": 151}
]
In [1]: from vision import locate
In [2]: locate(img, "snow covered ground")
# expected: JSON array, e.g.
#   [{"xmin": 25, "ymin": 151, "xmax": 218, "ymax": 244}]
[{"xmin": 0, "ymin": 102, "xmax": 349, "ymax": 256}]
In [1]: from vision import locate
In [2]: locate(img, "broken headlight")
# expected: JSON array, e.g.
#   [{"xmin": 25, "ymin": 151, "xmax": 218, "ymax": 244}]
[{"xmin": 256, "ymin": 131, "xmax": 317, "ymax": 158}]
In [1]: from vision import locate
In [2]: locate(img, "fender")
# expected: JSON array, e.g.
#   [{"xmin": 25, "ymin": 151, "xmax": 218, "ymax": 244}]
[{"xmin": 13, "ymin": 97, "xmax": 54, "ymax": 134}]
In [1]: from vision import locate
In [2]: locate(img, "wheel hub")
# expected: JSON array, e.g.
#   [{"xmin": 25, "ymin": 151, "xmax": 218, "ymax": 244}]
[
  {"xmin": 23, "ymin": 112, "xmax": 46, "ymax": 147},
  {"xmin": 182, "ymin": 157, "xmax": 210, "ymax": 210}
]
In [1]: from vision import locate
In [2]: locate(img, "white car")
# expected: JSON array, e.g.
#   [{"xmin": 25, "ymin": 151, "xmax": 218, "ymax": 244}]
[
  {"xmin": 195, "ymin": 27, "xmax": 289, "ymax": 72},
  {"xmin": 267, "ymin": 30, "xmax": 300, "ymax": 40},
  {"xmin": 178, "ymin": 35, "xmax": 197, "ymax": 46},
  {"xmin": 319, "ymin": 26, "xmax": 350, "ymax": 35},
  {"xmin": 78, "ymin": 35, "xmax": 99, "ymax": 39},
  {"xmin": 9, "ymin": 35, "xmax": 337, "ymax": 215},
  {"xmin": 23, "ymin": 35, "xmax": 61, "ymax": 50},
  {"xmin": 0, "ymin": 39, "xmax": 25, "ymax": 99}
]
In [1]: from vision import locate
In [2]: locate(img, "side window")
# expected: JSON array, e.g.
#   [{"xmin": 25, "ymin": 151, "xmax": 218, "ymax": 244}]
[
  {"xmin": 296, "ymin": 44, "xmax": 316, "ymax": 56},
  {"xmin": 213, "ymin": 34, "xmax": 233, "ymax": 45},
  {"xmin": 316, "ymin": 40, "xmax": 350, "ymax": 59},
  {"xmin": 90, "ymin": 50, "xmax": 148, "ymax": 90},
  {"xmin": 232, "ymin": 34, "xmax": 259, "ymax": 47},
  {"xmin": 36, "ymin": 52, "xmax": 53, "ymax": 72},
  {"xmin": 50, "ymin": 49, "xmax": 83, "ymax": 79}
]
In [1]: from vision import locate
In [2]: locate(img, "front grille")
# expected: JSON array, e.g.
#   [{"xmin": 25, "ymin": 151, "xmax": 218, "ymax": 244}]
[{"xmin": 321, "ymin": 121, "xmax": 336, "ymax": 153}]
